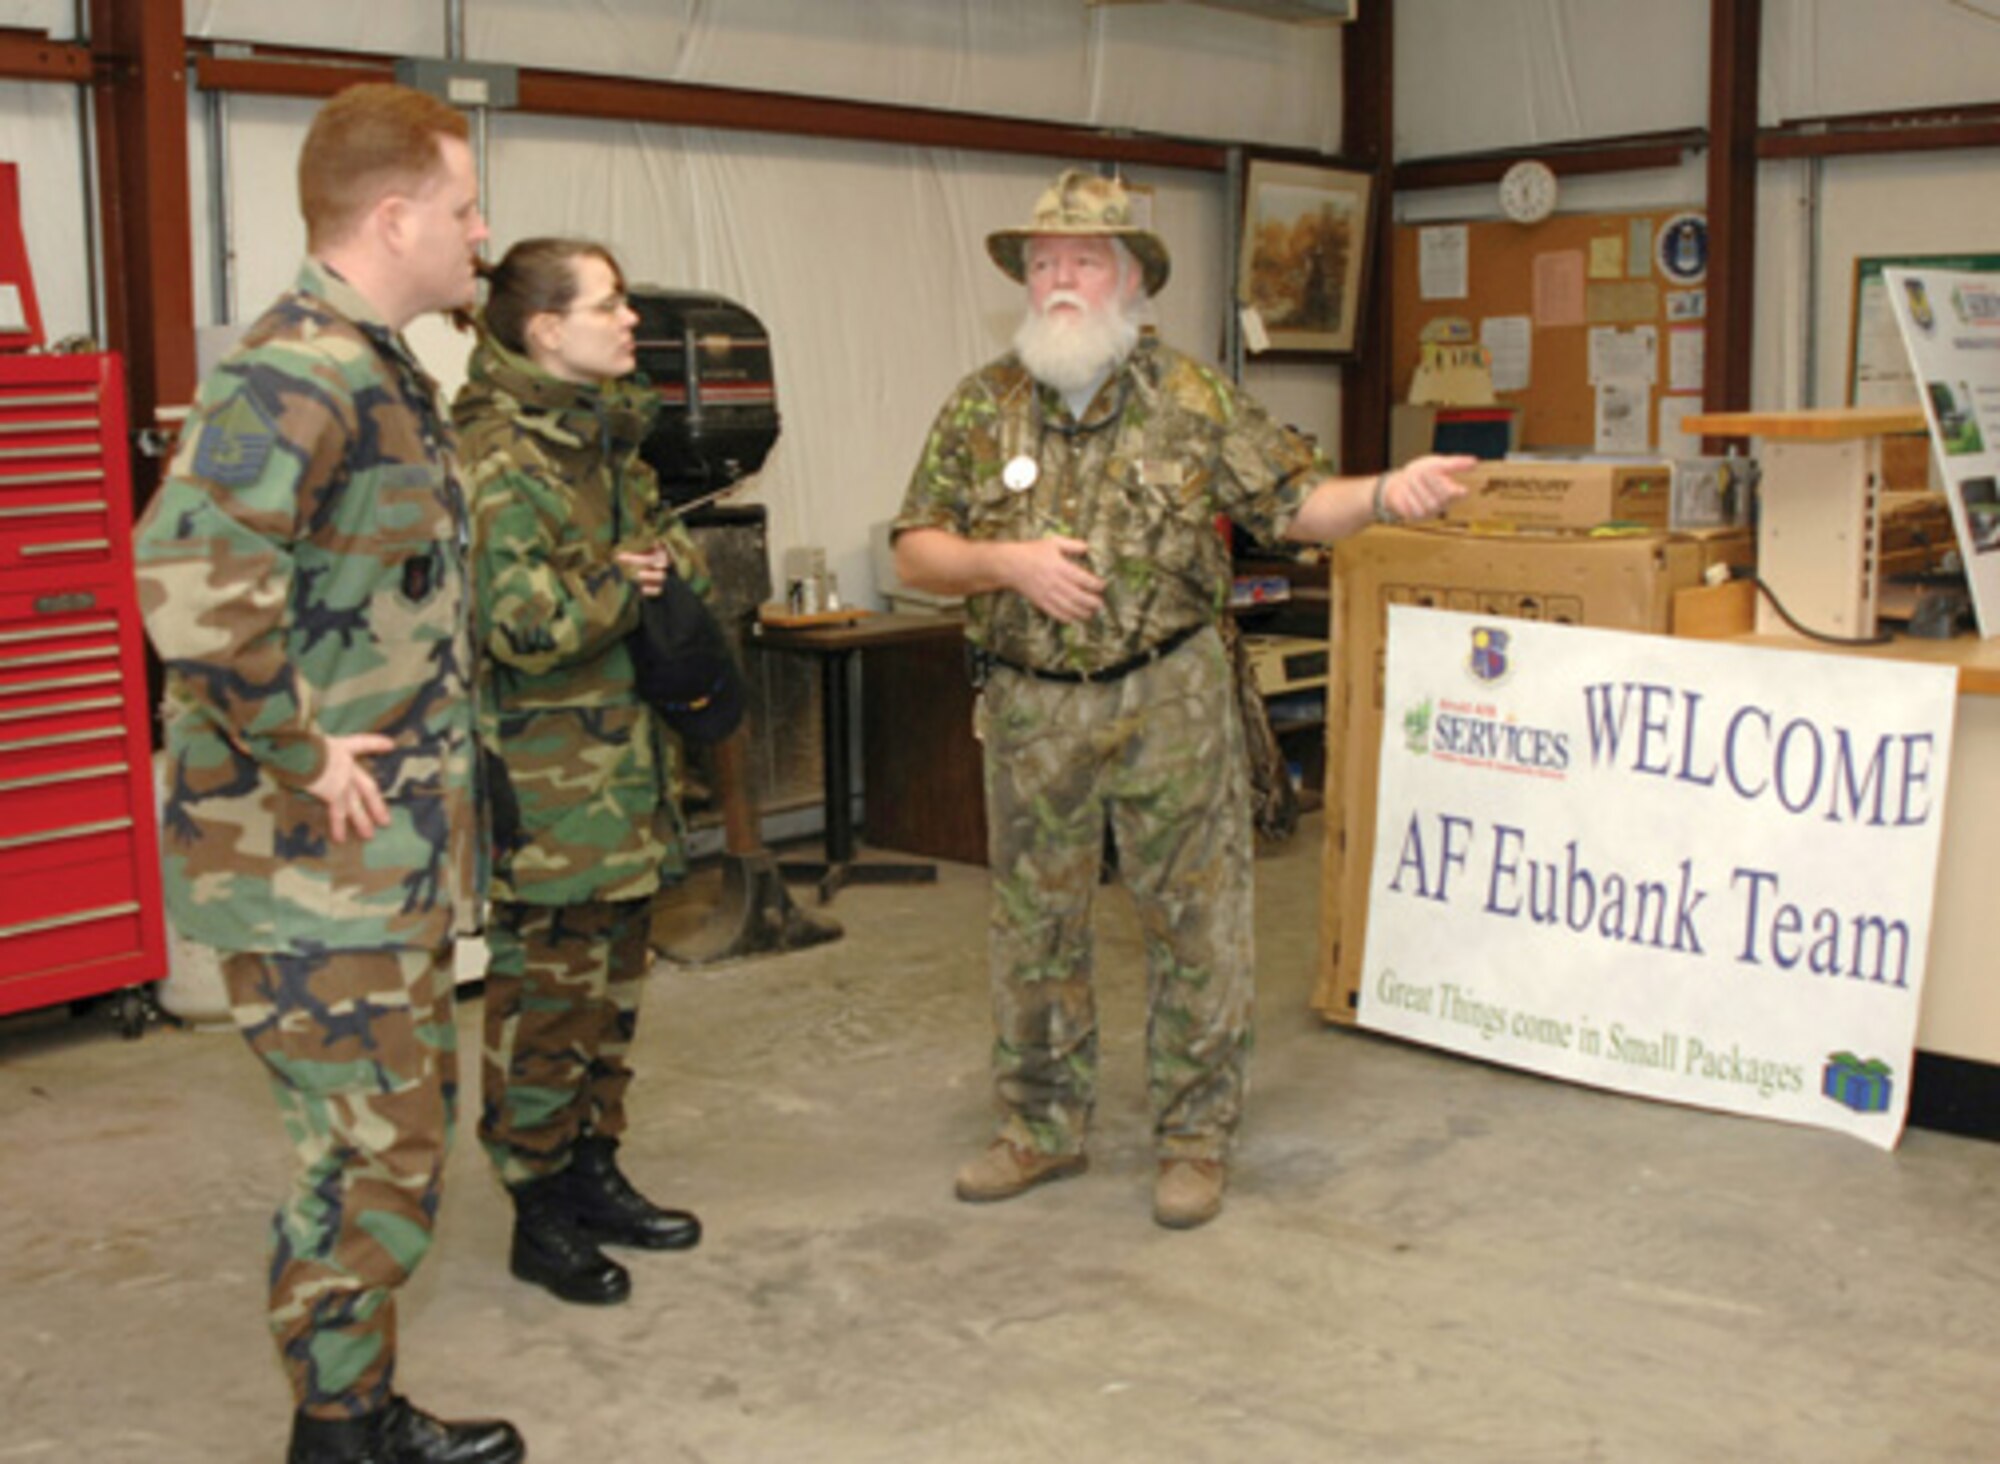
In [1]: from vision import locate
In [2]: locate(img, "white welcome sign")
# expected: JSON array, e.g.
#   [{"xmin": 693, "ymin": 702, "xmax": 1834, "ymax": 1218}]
[{"xmin": 1359, "ymin": 607, "xmax": 1959, "ymax": 1149}]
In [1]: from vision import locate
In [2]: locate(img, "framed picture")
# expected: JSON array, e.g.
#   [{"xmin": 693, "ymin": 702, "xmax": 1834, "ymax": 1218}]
[{"xmin": 1238, "ymin": 158, "xmax": 1374, "ymax": 356}]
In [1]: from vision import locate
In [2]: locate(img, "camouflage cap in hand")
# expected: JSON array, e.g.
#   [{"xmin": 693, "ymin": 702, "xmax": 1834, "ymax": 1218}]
[{"xmin": 986, "ymin": 169, "xmax": 1171, "ymax": 297}]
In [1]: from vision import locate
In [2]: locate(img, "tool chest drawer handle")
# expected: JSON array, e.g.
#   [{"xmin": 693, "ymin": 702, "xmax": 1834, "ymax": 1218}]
[
  {"xmin": 0, "ymin": 760, "xmax": 127, "ymax": 793},
  {"xmin": 0, "ymin": 901, "xmax": 141, "ymax": 942},
  {"xmin": 0, "ymin": 693, "xmax": 122, "ymax": 724},
  {"xmin": 0, "ymin": 724, "xmax": 124, "ymax": 756},
  {"xmin": 0, "ymin": 620, "xmax": 118, "ymax": 646},
  {"xmin": 0, "ymin": 670, "xmax": 121, "ymax": 700},
  {"xmin": 0, "ymin": 417, "xmax": 96, "ymax": 435},
  {"xmin": 0, "ymin": 469, "xmax": 105, "ymax": 487},
  {"xmin": 0, "ymin": 391, "xmax": 97, "ymax": 409},
  {"xmin": 0, "ymin": 444, "xmax": 102, "ymax": 461},
  {"xmin": 0, "ymin": 646, "xmax": 119, "ymax": 672},
  {"xmin": 0, "ymin": 501, "xmax": 107, "ymax": 519},
  {"xmin": 0, "ymin": 816, "xmax": 132, "ymax": 853},
  {"xmin": 18, "ymin": 538, "xmax": 112, "ymax": 557}
]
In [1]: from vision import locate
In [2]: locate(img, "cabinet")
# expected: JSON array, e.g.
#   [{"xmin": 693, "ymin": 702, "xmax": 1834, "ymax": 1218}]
[{"xmin": 0, "ymin": 353, "xmax": 166, "ymax": 1031}]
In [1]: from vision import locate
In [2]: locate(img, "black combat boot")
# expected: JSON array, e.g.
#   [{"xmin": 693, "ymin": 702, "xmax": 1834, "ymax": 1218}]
[
  {"xmin": 508, "ymin": 1172, "xmax": 631, "ymax": 1305},
  {"xmin": 287, "ymin": 1396, "xmax": 524, "ymax": 1464},
  {"xmin": 565, "ymin": 1133, "xmax": 702, "ymax": 1251}
]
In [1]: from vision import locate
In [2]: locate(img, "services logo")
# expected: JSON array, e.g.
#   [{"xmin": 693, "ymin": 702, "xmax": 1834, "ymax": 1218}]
[
  {"xmin": 1394, "ymin": 625, "xmax": 1571, "ymax": 778},
  {"xmin": 1469, "ymin": 625, "xmax": 1511, "ymax": 684}
]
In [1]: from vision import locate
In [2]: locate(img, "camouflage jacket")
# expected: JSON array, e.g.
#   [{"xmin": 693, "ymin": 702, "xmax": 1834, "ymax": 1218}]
[
  {"xmin": 453, "ymin": 334, "xmax": 707, "ymax": 905},
  {"xmin": 135, "ymin": 260, "xmax": 480, "ymax": 955},
  {"xmin": 894, "ymin": 336, "xmax": 1324, "ymax": 674}
]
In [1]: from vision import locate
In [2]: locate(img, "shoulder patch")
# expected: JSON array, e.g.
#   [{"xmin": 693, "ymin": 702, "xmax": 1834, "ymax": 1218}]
[{"xmin": 191, "ymin": 388, "xmax": 281, "ymax": 489}]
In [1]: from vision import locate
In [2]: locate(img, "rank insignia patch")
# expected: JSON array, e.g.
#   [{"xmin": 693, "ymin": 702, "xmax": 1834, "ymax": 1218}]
[{"xmin": 192, "ymin": 389, "xmax": 281, "ymax": 488}]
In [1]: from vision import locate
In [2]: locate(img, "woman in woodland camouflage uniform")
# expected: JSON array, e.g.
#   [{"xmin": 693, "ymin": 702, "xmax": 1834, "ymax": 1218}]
[{"xmin": 454, "ymin": 238, "xmax": 705, "ymax": 1306}]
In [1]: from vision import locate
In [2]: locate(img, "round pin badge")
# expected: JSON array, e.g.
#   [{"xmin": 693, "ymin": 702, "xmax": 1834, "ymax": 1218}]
[{"xmin": 1002, "ymin": 455, "xmax": 1039, "ymax": 492}]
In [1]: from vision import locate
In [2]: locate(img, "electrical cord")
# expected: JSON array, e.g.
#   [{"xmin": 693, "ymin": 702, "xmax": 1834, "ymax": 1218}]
[{"xmin": 1728, "ymin": 564, "xmax": 1896, "ymax": 646}]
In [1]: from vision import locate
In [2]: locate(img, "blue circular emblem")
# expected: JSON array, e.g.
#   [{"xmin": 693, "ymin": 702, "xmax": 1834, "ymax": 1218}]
[{"xmin": 1656, "ymin": 212, "xmax": 1708, "ymax": 285}]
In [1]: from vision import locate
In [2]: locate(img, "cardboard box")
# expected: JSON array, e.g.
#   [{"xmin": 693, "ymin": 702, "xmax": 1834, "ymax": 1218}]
[
  {"xmin": 1446, "ymin": 460, "xmax": 1671, "ymax": 530},
  {"xmin": 1314, "ymin": 526, "xmax": 1705, "ymax": 1023}
]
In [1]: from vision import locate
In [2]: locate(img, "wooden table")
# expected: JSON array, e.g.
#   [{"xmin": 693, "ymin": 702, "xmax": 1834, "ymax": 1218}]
[{"xmin": 745, "ymin": 611, "xmax": 960, "ymax": 902}]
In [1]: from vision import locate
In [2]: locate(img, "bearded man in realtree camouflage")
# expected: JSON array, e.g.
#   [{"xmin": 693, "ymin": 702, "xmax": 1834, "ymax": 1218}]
[
  {"xmin": 134, "ymin": 84, "xmax": 525, "ymax": 1464},
  {"xmin": 894, "ymin": 169, "xmax": 1471, "ymax": 1230}
]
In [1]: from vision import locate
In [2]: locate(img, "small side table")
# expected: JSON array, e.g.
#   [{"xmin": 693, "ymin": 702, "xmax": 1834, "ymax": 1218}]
[{"xmin": 746, "ymin": 611, "xmax": 956, "ymax": 903}]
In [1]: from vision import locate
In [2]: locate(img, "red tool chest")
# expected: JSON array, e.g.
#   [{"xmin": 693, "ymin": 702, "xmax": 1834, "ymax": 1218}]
[{"xmin": 0, "ymin": 352, "xmax": 166, "ymax": 1031}]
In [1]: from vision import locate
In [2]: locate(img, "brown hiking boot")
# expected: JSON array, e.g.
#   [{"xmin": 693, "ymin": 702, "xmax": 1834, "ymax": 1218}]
[
  {"xmin": 1153, "ymin": 1158, "xmax": 1226, "ymax": 1229},
  {"xmin": 953, "ymin": 1139, "xmax": 1088, "ymax": 1203}
]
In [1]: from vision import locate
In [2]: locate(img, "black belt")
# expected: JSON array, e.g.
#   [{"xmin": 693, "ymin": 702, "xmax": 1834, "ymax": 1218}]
[{"xmin": 983, "ymin": 621, "xmax": 1207, "ymax": 685}]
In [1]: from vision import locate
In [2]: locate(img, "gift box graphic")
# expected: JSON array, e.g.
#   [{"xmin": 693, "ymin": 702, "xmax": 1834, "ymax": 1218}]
[{"xmin": 1822, "ymin": 1052, "xmax": 1894, "ymax": 1114}]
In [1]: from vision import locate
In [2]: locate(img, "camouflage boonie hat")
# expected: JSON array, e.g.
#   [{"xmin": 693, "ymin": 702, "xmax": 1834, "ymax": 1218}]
[{"xmin": 987, "ymin": 169, "xmax": 1171, "ymax": 297}]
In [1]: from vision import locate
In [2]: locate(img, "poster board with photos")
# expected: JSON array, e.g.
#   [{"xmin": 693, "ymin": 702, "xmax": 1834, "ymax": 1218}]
[
  {"xmin": 1883, "ymin": 265, "xmax": 2000, "ymax": 638},
  {"xmin": 1849, "ymin": 253, "xmax": 2000, "ymax": 409}
]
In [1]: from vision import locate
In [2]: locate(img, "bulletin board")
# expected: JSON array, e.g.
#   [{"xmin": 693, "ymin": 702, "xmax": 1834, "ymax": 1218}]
[{"xmin": 1390, "ymin": 210, "xmax": 1710, "ymax": 452}]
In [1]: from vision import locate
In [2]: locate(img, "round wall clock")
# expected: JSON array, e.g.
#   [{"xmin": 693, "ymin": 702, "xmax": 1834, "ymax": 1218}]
[{"xmin": 1498, "ymin": 160, "xmax": 1558, "ymax": 225}]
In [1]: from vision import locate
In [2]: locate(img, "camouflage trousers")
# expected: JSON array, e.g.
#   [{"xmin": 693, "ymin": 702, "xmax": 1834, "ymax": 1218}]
[
  {"xmin": 978, "ymin": 626, "xmax": 1254, "ymax": 1162},
  {"xmin": 479, "ymin": 897, "xmax": 654, "ymax": 1187},
  {"xmin": 220, "ymin": 945, "xmax": 458, "ymax": 1420}
]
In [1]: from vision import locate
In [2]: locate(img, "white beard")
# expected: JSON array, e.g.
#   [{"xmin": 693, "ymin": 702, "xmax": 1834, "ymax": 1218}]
[{"xmin": 1013, "ymin": 292, "xmax": 1141, "ymax": 395}]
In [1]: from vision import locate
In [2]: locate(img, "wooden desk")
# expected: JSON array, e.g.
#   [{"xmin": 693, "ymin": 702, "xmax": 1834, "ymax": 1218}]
[
  {"xmin": 1732, "ymin": 627, "xmax": 2000, "ymax": 696},
  {"xmin": 746, "ymin": 612, "xmax": 955, "ymax": 902}
]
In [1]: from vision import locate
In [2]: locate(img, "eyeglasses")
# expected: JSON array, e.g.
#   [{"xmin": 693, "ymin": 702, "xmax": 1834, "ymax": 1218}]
[{"xmin": 566, "ymin": 292, "xmax": 628, "ymax": 317}]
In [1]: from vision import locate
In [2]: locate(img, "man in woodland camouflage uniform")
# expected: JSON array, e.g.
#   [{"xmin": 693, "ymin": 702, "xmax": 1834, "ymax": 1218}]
[
  {"xmin": 135, "ymin": 84, "xmax": 523, "ymax": 1464},
  {"xmin": 894, "ymin": 169, "xmax": 1470, "ymax": 1229}
]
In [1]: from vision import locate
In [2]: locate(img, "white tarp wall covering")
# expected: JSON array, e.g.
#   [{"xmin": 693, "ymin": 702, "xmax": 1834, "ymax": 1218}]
[
  {"xmin": 10, "ymin": 2, "xmax": 2000, "ymax": 578},
  {"xmin": 181, "ymin": 0, "xmax": 1338, "ymax": 601},
  {"xmin": 0, "ymin": 80, "xmax": 90, "ymax": 345},
  {"xmin": 214, "ymin": 99, "xmax": 1235, "ymax": 602}
]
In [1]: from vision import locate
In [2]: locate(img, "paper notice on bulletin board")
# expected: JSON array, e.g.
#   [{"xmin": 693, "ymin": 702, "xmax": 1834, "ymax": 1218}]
[
  {"xmin": 1588, "ymin": 326, "xmax": 1657, "ymax": 386},
  {"xmin": 1533, "ymin": 251, "xmax": 1585, "ymax": 327},
  {"xmin": 1596, "ymin": 378, "xmax": 1651, "ymax": 453},
  {"xmin": 1658, "ymin": 394, "xmax": 1702, "ymax": 459},
  {"xmin": 1481, "ymin": 316, "xmax": 1532, "ymax": 394},
  {"xmin": 1669, "ymin": 328, "xmax": 1705, "ymax": 393},
  {"xmin": 1420, "ymin": 226, "xmax": 1469, "ymax": 301}
]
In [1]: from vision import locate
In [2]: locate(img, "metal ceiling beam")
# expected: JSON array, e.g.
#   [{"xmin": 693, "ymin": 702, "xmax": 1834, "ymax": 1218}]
[
  {"xmin": 0, "ymin": 27, "xmax": 90, "ymax": 81},
  {"xmin": 189, "ymin": 44, "xmax": 1230, "ymax": 172}
]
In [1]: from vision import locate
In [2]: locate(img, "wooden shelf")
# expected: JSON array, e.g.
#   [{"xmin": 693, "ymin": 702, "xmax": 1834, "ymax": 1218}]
[{"xmin": 1682, "ymin": 406, "xmax": 1926, "ymax": 440}]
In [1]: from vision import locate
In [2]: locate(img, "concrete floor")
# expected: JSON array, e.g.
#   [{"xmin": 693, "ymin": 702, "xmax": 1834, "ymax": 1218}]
[{"xmin": 5, "ymin": 814, "xmax": 2000, "ymax": 1463}]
